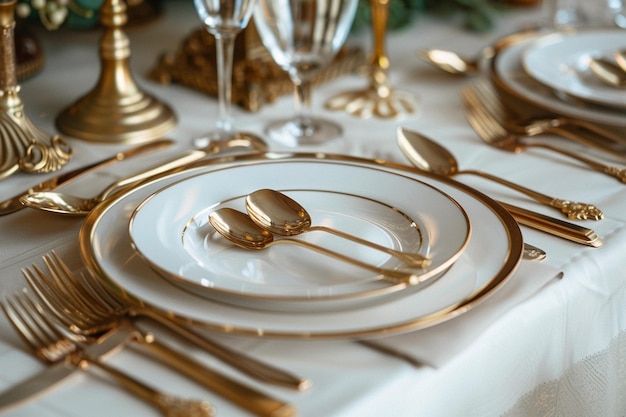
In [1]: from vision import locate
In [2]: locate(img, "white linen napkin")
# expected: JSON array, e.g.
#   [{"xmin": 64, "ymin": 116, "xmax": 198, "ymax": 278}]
[{"xmin": 361, "ymin": 261, "xmax": 563, "ymax": 368}]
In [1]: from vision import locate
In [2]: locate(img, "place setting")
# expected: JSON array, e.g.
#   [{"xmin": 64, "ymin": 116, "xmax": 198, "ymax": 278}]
[{"xmin": 1, "ymin": 1, "xmax": 625, "ymax": 416}]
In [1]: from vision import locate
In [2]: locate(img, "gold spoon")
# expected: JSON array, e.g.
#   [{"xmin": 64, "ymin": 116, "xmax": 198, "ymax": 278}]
[
  {"xmin": 244, "ymin": 188, "xmax": 431, "ymax": 268},
  {"xmin": 208, "ymin": 207, "xmax": 422, "ymax": 286},
  {"xmin": 589, "ymin": 57, "xmax": 626, "ymax": 87},
  {"xmin": 397, "ymin": 127, "xmax": 603, "ymax": 221},
  {"xmin": 418, "ymin": 29, "xmax": 537, "ymax": 76},
  {"xmin": 20, "ymin": 135, "xmax": 267, "ymax": 216},
  {"xmin": 418, "ymin": 48, "xmax": 483, "ymax": 75}
]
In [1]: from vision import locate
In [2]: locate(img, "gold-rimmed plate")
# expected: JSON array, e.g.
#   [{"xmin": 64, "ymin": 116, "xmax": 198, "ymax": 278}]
[
  {"xmin": 128, "ymin": 162, "xmax": 469, "ymax": 312},
  {"xmin": 79, "ymin": 153, "xmax": 523, "ymax": 339},
  {"xmin": 522, "ymin": 29, "xmax": 626, "ymax": 110},
  {"xmin": 491, "ymin": 28, "xmax": 626, "ymax": 128}
]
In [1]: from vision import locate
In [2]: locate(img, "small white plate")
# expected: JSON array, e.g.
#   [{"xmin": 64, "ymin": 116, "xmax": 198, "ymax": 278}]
[
  {"xmin": 129, "ymin": 162, "xmax": 470, "ymax": 312},
  {"xmin": 80, "ymin": 154, "xmax": 523, "ymax": 340},
  {"xmin": 522, "ymin": 30, "xmax": 626, "ymax": 109},
  {"xmin": 492, "ymin": 28, "xmax": 626, "ymax": 128}
]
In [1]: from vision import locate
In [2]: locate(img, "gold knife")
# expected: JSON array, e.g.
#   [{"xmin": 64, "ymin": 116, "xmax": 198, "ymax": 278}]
[
  {"xmin": 0, "ymin": 139, "xmax": 174, "ymax": 216},
  {"xmin": 499, "ymin": 201, "xmax": 603, "ymax": 247}
]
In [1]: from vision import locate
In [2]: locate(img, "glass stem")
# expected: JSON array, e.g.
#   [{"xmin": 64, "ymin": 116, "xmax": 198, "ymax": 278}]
[
  {"xmin": 215, "ymin": 34, "xmax": 235, "ymax": 135},
  {"xmin": 294, "ymin": 79, "xmax": 313, "ymax": 131}
]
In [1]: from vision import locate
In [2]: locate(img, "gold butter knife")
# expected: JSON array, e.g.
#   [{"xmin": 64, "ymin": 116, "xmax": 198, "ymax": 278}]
[
  {"xmin": 499, "ymin": 201, "xmax": 603, "ymax": 248},
  {"xmin": 0, "ymin": 139, "xmax": 174, "ymax": 216}
]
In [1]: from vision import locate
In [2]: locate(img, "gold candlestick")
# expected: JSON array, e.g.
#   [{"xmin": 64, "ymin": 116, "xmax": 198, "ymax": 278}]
[
  {"xmin": 325, "ymin": 0, "xmax": 418, "ymax": 119},
  {"xmin": 0, "ymin": 0, "xmax": 71, "ymax": 180},
  {"xmin": 56, "ymin": 0, "xmax": 176, "ymax": 143}
]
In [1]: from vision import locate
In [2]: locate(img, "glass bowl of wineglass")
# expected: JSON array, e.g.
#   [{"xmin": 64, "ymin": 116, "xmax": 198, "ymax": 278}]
[{"xmin": 253, "ymin": 0, "xmax": 358, "ymax": 147}]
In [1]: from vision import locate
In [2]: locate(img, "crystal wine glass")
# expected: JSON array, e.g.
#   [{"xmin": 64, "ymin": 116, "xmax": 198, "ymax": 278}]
[
  {"xmin": 194, "ymin": 0, "xmax": 259, "ymax": 147},
  {"xmin": 253, "ymin": 0, "xmax": 358, "ymax": 147}
]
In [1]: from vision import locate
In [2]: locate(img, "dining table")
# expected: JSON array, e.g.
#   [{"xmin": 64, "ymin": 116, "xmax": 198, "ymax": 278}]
[{"xmin": 1, "ymin": 2, "xmax": 625, "ymax": 417}]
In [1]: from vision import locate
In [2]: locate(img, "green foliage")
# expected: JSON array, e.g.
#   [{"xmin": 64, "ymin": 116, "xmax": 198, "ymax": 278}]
[{"xmin": 352, "ymin": 0, "xmax": 512, "ymax": 33}]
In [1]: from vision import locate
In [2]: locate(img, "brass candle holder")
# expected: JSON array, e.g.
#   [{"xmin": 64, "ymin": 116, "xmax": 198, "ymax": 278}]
[
  {"xmin": 56, "ymin": 0, "xmax": 176, "ymax": 144},
  {"xmin": 325, "ymin": 0, "xmax": 419, "ymax": 119},
  {"xmin": 0, "ymin": 0, "xmax": 71, "ymax": 180}
]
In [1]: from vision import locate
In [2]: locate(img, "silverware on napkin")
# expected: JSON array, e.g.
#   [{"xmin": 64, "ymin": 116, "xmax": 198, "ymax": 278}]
[{"xmin": 0, "ymin": 139, "xmax": 174, "ymax": 216}]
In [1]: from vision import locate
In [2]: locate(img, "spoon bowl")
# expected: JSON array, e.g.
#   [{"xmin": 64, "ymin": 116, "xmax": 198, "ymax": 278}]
[
  {"xmin": 245, "ymin": 189, "xmax": 431, "ymax": 268},
  {"xmin": 208, "ymin": 207, "xmax": 422, "ymax": 286},
  {"xmin": 418, "ymin": 29, "xmax": 537, "ymax": 76},
  {"xmin": 418, "ymin": 48, "xmax": 483, "ymax": 75}
]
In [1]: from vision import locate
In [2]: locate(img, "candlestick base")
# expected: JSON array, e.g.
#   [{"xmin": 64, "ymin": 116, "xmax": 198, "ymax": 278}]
[{"xmin": 56, "ymin": 0, "xmax": 176, "ymax": 144}]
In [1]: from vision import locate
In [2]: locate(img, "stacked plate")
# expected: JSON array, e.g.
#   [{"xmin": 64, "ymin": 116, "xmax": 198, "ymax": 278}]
[
  {"xmin": 78, "ymin": 153, "xmax": 524, "ymax": 339},
  {"xmin": 490, "ymin": 26, "xmax": 626, "ymax": 132}
]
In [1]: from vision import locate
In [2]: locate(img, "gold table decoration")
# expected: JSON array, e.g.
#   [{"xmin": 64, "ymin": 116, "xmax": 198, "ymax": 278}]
[
  {"xmin": 56, "ymin": 0, "xmax": 176, "ymax": 144},
  {"xmin": 324, "ymin": 0, "xmax": 418, "ymax": 119},
  {"xmin": 148, "ymin": 22, "xmax": 366, "ymax": 112},
  {"xmin": 0, "ymin": 0, "xmax": 71, "ymax": 180}
]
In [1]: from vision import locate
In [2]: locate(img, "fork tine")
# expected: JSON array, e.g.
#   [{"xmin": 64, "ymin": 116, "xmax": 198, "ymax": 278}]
[
  {"xmin": 462, "ymin": 86, "xmax": 514, "ymax": 143},
  {"xmin": 49, "ymin": 251, "xmax": 127, "ymax": 314},
  {"xmin": 23, "ymin": 265, "xmax": 97, "ymax": 334},
  {"xmin": 1, "ymin": 293, "xmax": 40, "ymax": 352},
  {"xmin": 43, "ymin": 253, "xmax": 113, "ymax": 320},
  {"xmin": 2, "ymin": 290, "xmax": 75, "ymax": 362}
]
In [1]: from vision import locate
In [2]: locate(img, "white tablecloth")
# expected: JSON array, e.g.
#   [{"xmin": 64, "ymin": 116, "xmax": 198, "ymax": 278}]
[{"xmin": 1, "ymin": 3, "xmax": 625, "ymax": 417}]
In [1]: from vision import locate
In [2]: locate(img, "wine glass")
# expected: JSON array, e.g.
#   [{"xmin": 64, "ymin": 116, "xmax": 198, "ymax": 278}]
[
  {"xmin": 194, "ymin": 0, "xmax": 260, "ymax": 147},
  {"xmin": 253, "ymin": 0, "xmax": 358, "ymax": 147}
]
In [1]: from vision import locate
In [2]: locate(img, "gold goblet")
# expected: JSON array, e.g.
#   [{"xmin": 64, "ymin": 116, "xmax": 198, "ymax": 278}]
[
  {"xmin": 325, "ymin": 0, "xmax": 418, "ymax": 119},
  {"xmin": 0, "ymin": 0, "xmax": 71, "ymax": 179}
]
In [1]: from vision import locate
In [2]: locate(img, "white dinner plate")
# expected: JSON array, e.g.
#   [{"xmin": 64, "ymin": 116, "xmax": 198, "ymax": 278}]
[
  {"xmin": 79, "ymin": 154, "xmax": 523, "ymax": 339},
  {"xmin": 128, "ymin": 163, "xmax": 469, "ymax": 312},
  {"xmin": 492, "ymin": 28, "xmax": 626, "ymax": 128},
  {"xmin": 522, "ymin": 30, "xmax": 626, "ymax": 109}
]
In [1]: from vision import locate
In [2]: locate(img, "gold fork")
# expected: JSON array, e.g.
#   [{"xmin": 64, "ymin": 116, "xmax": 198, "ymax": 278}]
[
  {"xmin": 469, "ymin": 80, "xmax": 626, "ymax": 160},
  {"xmin": 1, "ymin": 290, "xmax": 215, "ymax": 417},
  {"xmin": 463, "ymin": 83, "xmax": 626, "ymax": 183},
  {"xmin": 23, "ymin": 254, "xmax": 299, "ymax": 417},
  {"xmin": 30, "ymin": 251, "xmax": 309, "ymax": 390}
]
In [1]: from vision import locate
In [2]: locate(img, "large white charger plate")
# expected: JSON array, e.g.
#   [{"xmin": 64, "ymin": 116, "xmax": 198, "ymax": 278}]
[
  {"xmin": 491, "ymin": 28, "xmax": 626, "ymax": 128},
  {"xmin": 522, "ymin": 30, "xmax": 626, "ymax": 109},
  {"xmin": 79, "ymin": 154, "xmax": 523, "ymax": 339},
  {"xmin": 128, "ymin": 162, "xmax": 470, "ymax": 312}
]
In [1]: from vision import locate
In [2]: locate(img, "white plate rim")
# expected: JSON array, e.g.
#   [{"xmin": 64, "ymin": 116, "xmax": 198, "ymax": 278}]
[
  {"xmin": 522, "ymin": 30, "xmax": 626, "ymax": 109},
  {"xmin": 491, "ymin": 27, "xmax": 626, "ymax": 128},
  {"xmin": 127, "ymin": 164, "xmax": 470, "ymax": 309}
]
